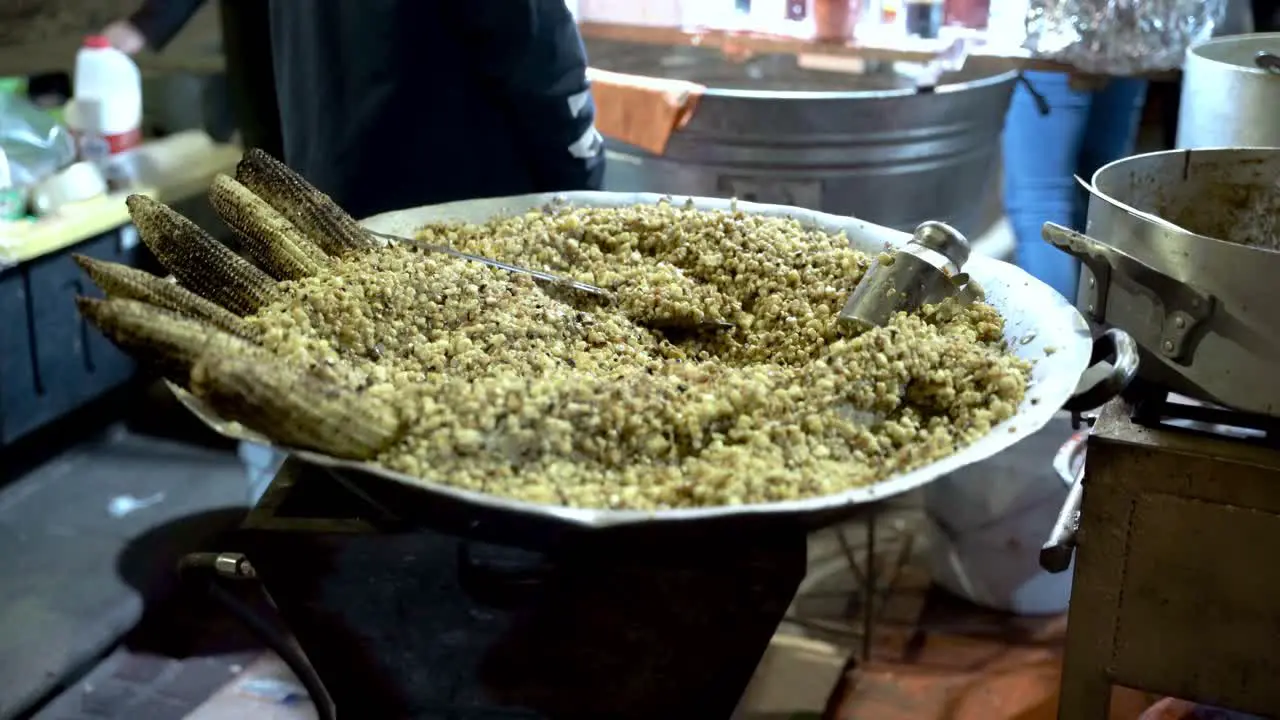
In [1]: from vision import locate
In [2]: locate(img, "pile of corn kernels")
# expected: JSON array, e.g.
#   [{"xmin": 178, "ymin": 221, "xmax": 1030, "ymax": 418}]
[{"xmin": 246, "ymin": 201, "xmax": 1030, "ymax": 510}]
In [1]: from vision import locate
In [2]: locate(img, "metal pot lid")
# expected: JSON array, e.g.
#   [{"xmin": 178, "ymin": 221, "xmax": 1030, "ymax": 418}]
[{"xmin": 1188, "ymin": 31, "xmax": 1280, "ymax": 74}]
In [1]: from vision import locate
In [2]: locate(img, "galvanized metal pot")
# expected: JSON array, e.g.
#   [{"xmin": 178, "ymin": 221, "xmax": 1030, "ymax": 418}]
[{"xmin": 1177, "ymin": 32, "xmax": 1280, "ymax": 148}]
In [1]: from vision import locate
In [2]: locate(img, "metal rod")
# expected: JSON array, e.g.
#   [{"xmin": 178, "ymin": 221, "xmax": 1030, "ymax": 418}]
[
  {"xmin": 369, "ymin": 230, "xmax": 614, "ymax": 298},
  {"xmin": 836, "ymin": 525, "xmax": 867, "ymax": 587},
  {"xmin": 862, "ymin": 510, "xmax": 877, "ymax": 661}
]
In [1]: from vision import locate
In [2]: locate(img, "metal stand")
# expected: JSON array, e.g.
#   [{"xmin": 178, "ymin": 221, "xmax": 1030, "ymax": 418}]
[
  {"xmin": 233, "ymin": 459, "xmax": 809, "ymax": 719},
  {"xmin": 782, "ymin": 508, "xmax": 918, "ymax": 661},
  {"xmin": 1058, "ymin": 399, "xmax": 1280, "ymax": 719}
]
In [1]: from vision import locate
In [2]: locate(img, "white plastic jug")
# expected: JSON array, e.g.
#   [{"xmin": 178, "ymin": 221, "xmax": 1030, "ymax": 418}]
[{"xmin": 71, "ymin": 35, "xmax": 142, "ymax": 159}]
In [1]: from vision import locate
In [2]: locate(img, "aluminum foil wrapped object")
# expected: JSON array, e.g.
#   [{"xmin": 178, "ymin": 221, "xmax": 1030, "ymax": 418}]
[{"xmin": 1024, "ymin": 0, "xmax": 1226, "ymax": 74}]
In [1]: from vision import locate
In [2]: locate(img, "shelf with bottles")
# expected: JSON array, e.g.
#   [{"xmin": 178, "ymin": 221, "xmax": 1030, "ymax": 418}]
[{"xmin": 575, "ymin": 0, "xmax": 1090, "ymax": 75}]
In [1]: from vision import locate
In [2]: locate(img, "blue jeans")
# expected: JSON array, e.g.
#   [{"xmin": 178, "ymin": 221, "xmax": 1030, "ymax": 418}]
[{"xmin": 1002, "ymin": 72, "xmax": 1148, "ymax": 301}]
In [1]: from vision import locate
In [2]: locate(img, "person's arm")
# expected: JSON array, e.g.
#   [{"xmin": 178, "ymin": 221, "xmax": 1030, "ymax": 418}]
[
  {"xmin": 444, "ymin": 0, "xmax": 605, "ymax": 193},
  {"xmin": 126, "ymin": 0, "xmax": 208, "ymax": 52}
]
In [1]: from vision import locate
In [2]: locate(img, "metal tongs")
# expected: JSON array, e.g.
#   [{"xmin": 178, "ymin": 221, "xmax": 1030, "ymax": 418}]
[
  {"xmin": 369, "ymin": 230, "xmax": 733, "ymax": 332},
  {"xmin": 369, "ymin": 230, "xmax": 611, "ymax": 297},
  {"xmin": 838, "ymin": 221, "xmax": 984, "ymax": 331}
]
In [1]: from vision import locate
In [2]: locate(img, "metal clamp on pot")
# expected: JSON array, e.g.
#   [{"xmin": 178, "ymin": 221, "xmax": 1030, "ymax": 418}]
[
  {"xmin": 1043, "ymin": 223, "xmax": 1217, "ymax": 366},
  {"xmin": 838, "ymin": 221, "xmax": 984, "ymax": 331}
]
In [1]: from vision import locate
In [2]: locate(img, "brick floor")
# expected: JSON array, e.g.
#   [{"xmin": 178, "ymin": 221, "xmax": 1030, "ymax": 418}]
[
  {"xmin": 183, "ymin": 655, "xmax": 316, "ymax": 720},
  {"xmin": 795, "ymin": 518, "xmax": 1251, "ymax": 720},
  {"xmin": 31, "ymin": 647, "xmax": 258, "ymax": 720},
  {"xmin": 0, "ymin": 421, "xmax": 245, "ymax": 720},
  {"xmin": 30, "ymin": 585, "xmax": 264, "ymax": 720}
]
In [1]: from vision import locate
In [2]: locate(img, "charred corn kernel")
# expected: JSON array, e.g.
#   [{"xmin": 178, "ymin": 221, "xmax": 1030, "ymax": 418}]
[
  {"xmin": 126, "ymin": 194, "xmax": 278, "ymax": 316},
  {"xmin": 73, "ymin": 255, "xmax": 258, "ymax": 341},
  {"xmin": 208, "ymin": 174, "xmax": 329, "ymax": 280},
  {"xmin": 76, "ymin": 296, "xmax": 259, "ymax": 382},
  {"xmin": 237, "ymin": 202, "xmax": 1030, "ymax": 511},
  {"xmin": 189, "ymin": 351, "xmax": 402, "ymax": 460},
  {"xmin": 235, "ymin": 148, "xmax": 372, "ymax": 256}
]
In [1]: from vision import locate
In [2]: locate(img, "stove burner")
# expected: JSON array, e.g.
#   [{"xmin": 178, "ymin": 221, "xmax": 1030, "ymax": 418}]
[
  {"xmin": 234, "ymin": 460, "xmax": 813, "ymax": 719},
  {"xmin": 1128, "ymin": 385, "xmax": 1280, "ymax": 447}
]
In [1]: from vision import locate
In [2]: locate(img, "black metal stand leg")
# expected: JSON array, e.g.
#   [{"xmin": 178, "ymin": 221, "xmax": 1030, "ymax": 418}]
[
  {"xmin": 786, "ymin": 505, "xmax": 919, "ymax": 660},
  {"xmin": 861, "ymin": 510, "xmax": 877, "ymax": 661}
]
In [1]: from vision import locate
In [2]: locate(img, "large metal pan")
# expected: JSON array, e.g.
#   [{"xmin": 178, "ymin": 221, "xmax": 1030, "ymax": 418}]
[
  {"xmin": 1044, "ymin": 147, "xmax": 1280, "ymax": 416},
  {"xmin": 169, "ymin": 192, "xmax": 1126, "ymax": 531}
]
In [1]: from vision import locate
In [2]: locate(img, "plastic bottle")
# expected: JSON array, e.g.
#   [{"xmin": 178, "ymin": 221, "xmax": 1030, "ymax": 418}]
[
  {"xmin": 945, "ymin": 0, "xmax": 991, "ymax": 29},
  {"xmin": 813, "ymin": 0, "xmax": 860, "ymax": 41},
  {"xmin": 880, "ymin": 0, "xmax": 906, "ymax": 35},
  {"xmin": 904, "ymin": 0, "xmax": 945, "ymax": 37},
  {"xmin": 70, "ymin": 35, "xmax": 142, "ymax": 178}
]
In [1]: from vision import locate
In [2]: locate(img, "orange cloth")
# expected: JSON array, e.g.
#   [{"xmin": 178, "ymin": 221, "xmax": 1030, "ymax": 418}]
[{"xmin": 586, "ymin": 67, "xmax": 705, "ymax": 156}]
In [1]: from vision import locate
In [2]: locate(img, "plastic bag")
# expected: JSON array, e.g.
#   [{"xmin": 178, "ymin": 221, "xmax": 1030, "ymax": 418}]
[
  {"xmin": 0, "ymin": 91, "xmax": 76, "ymax": 187},
  {"xmin": 1023, "ymin": 0, "xmax": 1227, "ymax": 74}
]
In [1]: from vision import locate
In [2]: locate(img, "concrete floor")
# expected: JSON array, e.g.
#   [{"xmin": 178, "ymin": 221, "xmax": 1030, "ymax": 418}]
[{"xmin": 0, "ymin": 394, "xmax": 249, "ymax": 720}]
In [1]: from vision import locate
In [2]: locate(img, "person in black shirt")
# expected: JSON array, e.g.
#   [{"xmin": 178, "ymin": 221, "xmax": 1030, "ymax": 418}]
[
  {"xmin": 106, "ymin": 0, "xmax": 285, "ymax": 158},
  {"xmin": 105, "ymin": 0, "xmax": 605, "ymax": 218}
]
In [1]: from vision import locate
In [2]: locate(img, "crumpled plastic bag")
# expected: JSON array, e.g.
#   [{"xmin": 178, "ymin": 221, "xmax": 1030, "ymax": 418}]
[
  {"xmin": 1024, "ymin": 0, "xmax": 1227, "ymax": 74},
  {"xmin": 0, "ymin": 91, "xmax": 76, "ymax": 187}
]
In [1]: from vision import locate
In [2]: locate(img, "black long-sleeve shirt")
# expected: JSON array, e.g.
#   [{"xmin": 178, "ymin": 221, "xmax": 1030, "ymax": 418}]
[
  {"xmin": 128, "ymin": 0, "xmax": 205, "ymax": 51},
  {"xmin": 265, "ymin": 0, "xmax": 604, "ymax": 218},
  {"xmin": 131, "ymin": 0, "xmax": 605, "ymax": 219}
]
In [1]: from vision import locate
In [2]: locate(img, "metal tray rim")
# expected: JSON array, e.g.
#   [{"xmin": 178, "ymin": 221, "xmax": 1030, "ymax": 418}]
[{"xmin": 168, "ymin": 191, "xmax": 1093, "ymax": 528}]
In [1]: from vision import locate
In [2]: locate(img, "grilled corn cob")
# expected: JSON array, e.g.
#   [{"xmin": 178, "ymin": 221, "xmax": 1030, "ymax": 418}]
[
  {"xmin": 126, "ymin": 194, "xmax": 278, "ymax": 316},
  {"xmin": 73, "ymin": 255, "xmax": 258, "ymax": 341},
  {"xmin": 235, "ymin": 148, "xmax": 373, "ymax": 256},
  {"xmin": 189, "ymin": 351, "xmax": 402, "ymax": 460},
  {"xmin": 208, "ymin": 174, "xmax": 330, "ymax": 280},
  {"xmin": 77, "ymin": 296, "xmax": 261, "ymax": 382}
]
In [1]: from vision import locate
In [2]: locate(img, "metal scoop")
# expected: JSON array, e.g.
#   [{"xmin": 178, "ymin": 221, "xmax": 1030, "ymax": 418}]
[
  {"xmin": 838, "ymin": 221, "xmax": 983, "ymax": 331},
  {"xmin": 370, "ymin": 230, "xmax": 733, "ymax": 332}
]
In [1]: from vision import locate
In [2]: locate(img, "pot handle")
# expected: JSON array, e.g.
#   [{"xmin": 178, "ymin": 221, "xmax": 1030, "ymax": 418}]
[
  {"xmin": 1040, "ymin": 475, "xmax": 1084, "ymax": 573},
  {"xmin": 1040, "ymin": 430, "xmax": 1088, "ymax": 573},
  {"xmin": 1061, "ymin": 328, "xmax": 1140, "ymax": 413},
  {"xmin": 1255, "ymin": 51, "xmax": 1280, "ymax": 74},
  {"xmin": 1042, "ymin": 222, "xmax": 1216, "ymax": 364}
]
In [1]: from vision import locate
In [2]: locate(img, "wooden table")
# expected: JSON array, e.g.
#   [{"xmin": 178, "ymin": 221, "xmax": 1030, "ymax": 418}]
[
  {"xmin": 0, "ymin": 138, "xmax": 240, "ymax": 446},
  {"xmin": 0, "ymin": 141, "xmax": 241, "ymax": 268}
]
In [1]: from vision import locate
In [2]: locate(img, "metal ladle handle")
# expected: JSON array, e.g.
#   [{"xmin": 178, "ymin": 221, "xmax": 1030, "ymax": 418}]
[
  {"xmin": 1255, "ymin": 51, "xmax": 1280, "ymax": 74},
  {"xmin": 1040, "ymin": 475, "xmax": 1084, "ymax": 574}
]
